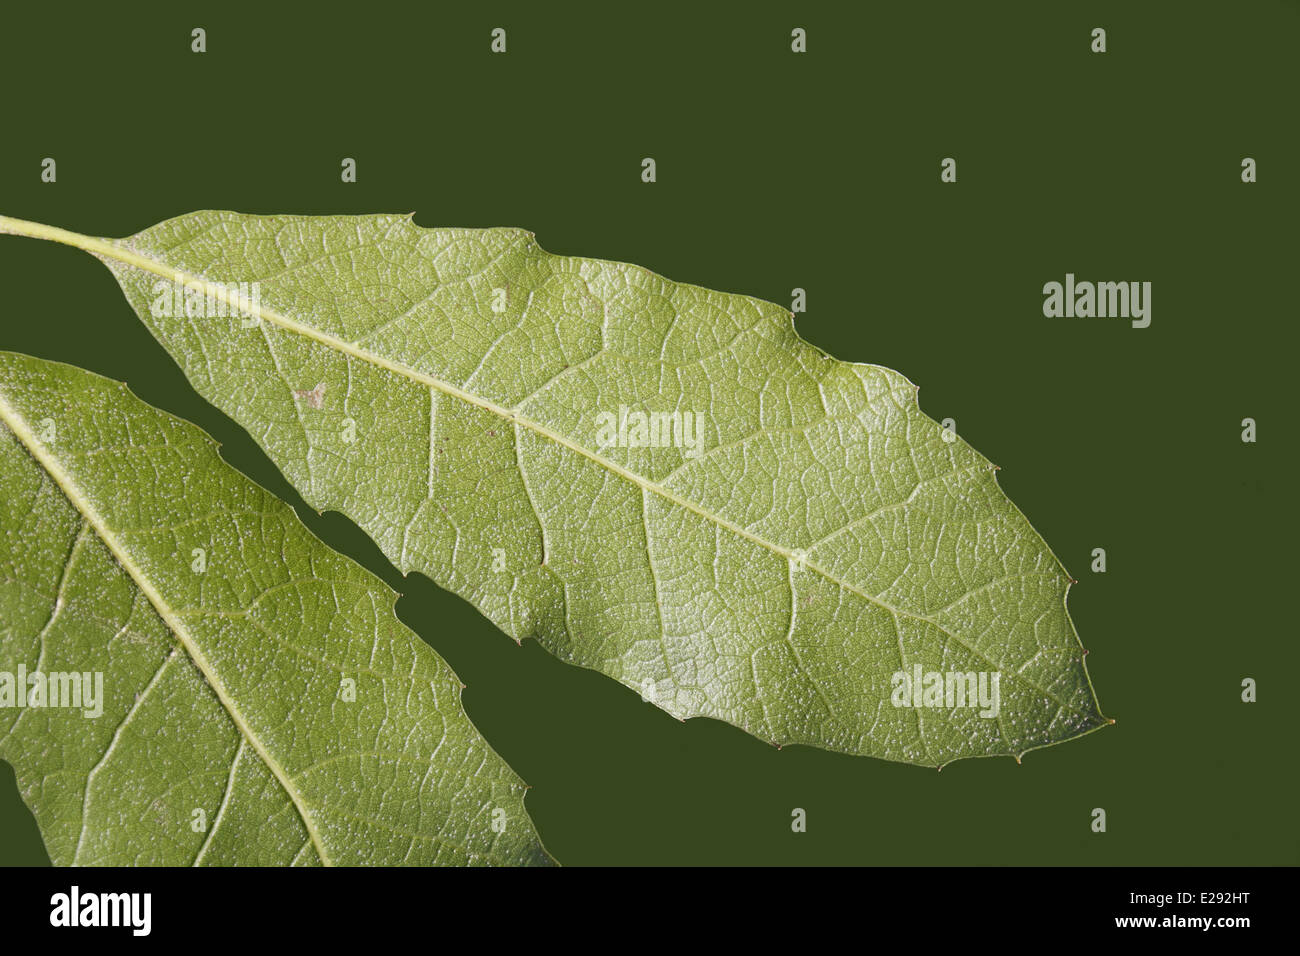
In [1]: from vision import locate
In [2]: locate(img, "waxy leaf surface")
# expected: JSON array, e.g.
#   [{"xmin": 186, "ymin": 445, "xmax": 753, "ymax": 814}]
[
  {"xmin": 0, "ymin": 351, "xmax": 552, "ymax": 865},
  {"xmin": 1, "ymin": 213, "xmax": 1109, "ymax": 765}
]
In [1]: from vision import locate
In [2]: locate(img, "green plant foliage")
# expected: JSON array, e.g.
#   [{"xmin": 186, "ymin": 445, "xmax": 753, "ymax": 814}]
[
  {"xmin": 0, "ymin": 214, "xmax": 1109, "ymax": 766},
  {"xmin": 0, "ymin": 351, "xmax": 553, "ymax": 865}
]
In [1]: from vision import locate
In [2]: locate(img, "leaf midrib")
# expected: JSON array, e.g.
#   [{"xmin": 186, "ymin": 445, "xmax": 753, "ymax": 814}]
[
  {"xmin": 0, "ymin": 215, "xmax": 1089, "ymax": 721},
  {"xmin": 0, "ymin": 387, "xmax": 332, "ymax": 866}
]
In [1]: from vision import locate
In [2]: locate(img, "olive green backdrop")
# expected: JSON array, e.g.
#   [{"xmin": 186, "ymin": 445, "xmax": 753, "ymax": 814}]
[{"xmin": 0, "ymin": 1, "xmax": 1294, "ymax": 865}]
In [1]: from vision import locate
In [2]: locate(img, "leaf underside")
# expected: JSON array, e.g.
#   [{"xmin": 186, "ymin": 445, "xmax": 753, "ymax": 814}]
[
  {"xmin": 23, "ymin": 212, "xmax": 1106, "ymax": 766},
  {"xmin": 0, "ymin": 352, "xmax": 552, "ymax": 865}
]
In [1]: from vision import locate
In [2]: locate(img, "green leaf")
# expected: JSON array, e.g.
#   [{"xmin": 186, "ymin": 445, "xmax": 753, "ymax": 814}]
[
  {"xmin": 0, "ymin": 351, "xmax": 553, "ymax": 865},
  {"xmin": 0, "ymin": 213, "xmax": 1110, "ymax": 766}
]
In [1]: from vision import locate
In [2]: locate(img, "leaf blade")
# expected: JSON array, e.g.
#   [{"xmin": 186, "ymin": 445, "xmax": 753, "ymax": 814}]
[
  {"xmin": 0, "ymin": 350, "xmax": 553, "ymax": 865},
  {"xmin": 2, "ymin": 212, "xmax": 1110, "ymax": 765}
]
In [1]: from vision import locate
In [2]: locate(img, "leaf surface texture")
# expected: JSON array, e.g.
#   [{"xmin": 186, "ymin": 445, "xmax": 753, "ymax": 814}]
[
  {"xmin": 2, "ymin": 213, "xmax": 1109, "ymax": 765},
  {"xmin": 0, "ymin": 351, "xmax": 552, "ymax": 865}
]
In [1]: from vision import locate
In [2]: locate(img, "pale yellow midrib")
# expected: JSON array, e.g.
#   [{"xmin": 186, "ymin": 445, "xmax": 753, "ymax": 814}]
[
  {"xmin": 0, "ymin": 215, "xmax": 1086, "ymax": 718},
  {"xmin": 0, "ymin": 387, "xmax": 333, "ymax": 866}
]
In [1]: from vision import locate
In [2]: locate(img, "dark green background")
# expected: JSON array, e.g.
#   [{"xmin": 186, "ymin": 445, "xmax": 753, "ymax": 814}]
[{"xmin": 0, "ymin": 1, "xmax": 1294, "ymax": 865}]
